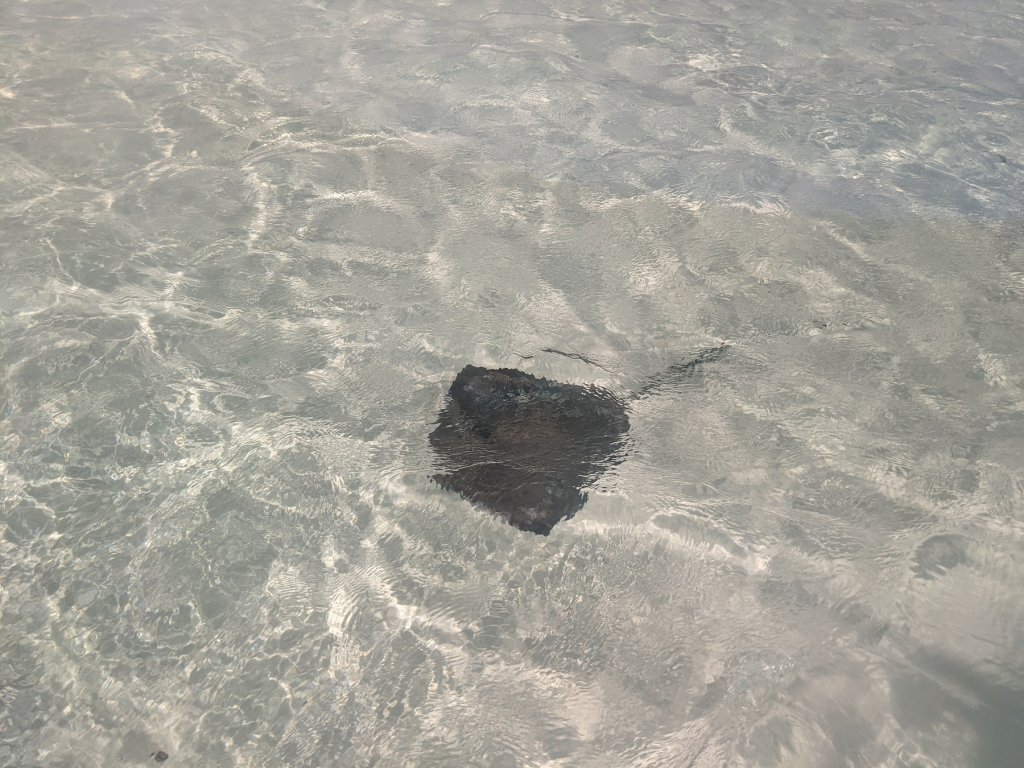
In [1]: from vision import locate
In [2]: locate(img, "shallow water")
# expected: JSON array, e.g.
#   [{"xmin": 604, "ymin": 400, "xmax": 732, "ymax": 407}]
[{"xmin": 2, "ymin": 1, "xmax": 1023, "ymax": 766}]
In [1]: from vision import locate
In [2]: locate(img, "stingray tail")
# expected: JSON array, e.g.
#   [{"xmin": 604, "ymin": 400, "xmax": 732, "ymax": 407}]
[{"xmin": 632, "ymin": 342, "xmax": 731, "ymax": 401}]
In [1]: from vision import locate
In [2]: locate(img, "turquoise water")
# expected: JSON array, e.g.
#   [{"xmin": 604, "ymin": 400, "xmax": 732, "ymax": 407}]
[{"xmin": 2, "ymin": 1, "xmax": 1023, "ymax": 765}]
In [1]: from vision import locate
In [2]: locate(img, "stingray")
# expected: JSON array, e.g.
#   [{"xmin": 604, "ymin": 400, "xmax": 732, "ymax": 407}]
[{"xmin": 429, "ymin": 344, "xmax": 728, "ymax": 535}]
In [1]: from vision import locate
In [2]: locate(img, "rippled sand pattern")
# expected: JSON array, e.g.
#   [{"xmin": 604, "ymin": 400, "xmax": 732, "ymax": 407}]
[{"xmin": 2, "ymin": 0, "xmax": 1023, "ymax": 766}]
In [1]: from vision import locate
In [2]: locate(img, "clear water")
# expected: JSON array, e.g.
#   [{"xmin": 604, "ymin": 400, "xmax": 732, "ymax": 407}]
[{"xmin": 2, "ymin": 0, "xmax": 1023, "ymax": 766}]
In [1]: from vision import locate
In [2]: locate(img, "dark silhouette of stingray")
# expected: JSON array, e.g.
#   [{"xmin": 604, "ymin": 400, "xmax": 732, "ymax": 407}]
[{"xmin": 429, "ymin": 344, "xmax": 728, "ymax": 534}]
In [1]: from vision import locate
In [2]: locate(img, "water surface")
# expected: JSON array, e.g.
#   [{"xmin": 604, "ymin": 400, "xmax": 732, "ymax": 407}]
[{"xmin": 2, "ymin": 1, "xmax": 1023, "ymax": 766}]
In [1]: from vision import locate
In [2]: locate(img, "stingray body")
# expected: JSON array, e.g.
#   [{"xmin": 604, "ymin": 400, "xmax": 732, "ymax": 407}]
[
  {"xmin": 429, "ymin": 345, "xmax": 727, "ymax": 535},
  {"xmin": 430, "ymin": 366, "xmax": 630, "ymax": 534}
]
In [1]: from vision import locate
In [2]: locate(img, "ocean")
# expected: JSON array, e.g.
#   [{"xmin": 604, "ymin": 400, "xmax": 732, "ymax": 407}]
[{"xmin": 2, "ymin": 1, "xmax": 1023, "ymax": 765}]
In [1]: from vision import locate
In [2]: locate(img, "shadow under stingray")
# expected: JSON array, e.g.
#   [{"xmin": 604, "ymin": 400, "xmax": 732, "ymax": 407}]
[{"xmin": 429, "ymin": 344, "xmax": 728, "ymax": 535}]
